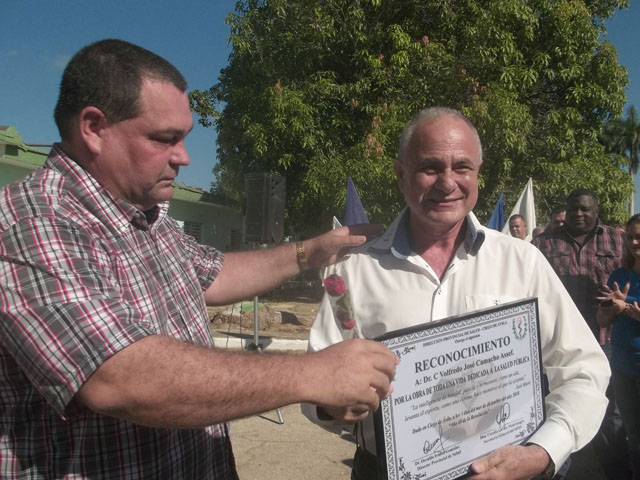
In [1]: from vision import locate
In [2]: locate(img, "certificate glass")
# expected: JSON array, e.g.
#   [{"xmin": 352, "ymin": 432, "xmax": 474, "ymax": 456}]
[{"xmin": 374, "ymin": 298, "xmax": 544, "ymax": 480}]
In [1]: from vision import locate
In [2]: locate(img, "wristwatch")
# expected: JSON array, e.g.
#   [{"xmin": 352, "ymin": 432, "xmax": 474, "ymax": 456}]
[
  {"xmin": 525, "ymin": 443, "xmax": 555, "ymax": 479},
  {"xmin": 296, "ymin": 241, "xmax": 309, "ymax": 270},
  {"xmin": 539, "ymin": 458, "xmax": 555, "ymax": 479}
]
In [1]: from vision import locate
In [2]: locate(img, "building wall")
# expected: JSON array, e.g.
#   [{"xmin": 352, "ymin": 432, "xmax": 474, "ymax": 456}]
[
  {"xmin": 169, "ymin": 199, "xmax": 241, "ymax": 251},
  {"xmin": 0, "ymin": 163, "xmax": 38, "ymax": 188}
]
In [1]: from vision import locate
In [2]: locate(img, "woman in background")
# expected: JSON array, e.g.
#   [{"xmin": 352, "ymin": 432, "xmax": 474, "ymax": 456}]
[{"xmin": 598, "ymin": 213, "xmax": 640, "ymax": 480}]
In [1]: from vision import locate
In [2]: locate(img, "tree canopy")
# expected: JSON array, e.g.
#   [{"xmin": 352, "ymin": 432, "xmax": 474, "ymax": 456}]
[{"xmin": 191, "ymin": 0, "xmax": 631, "ymax": 233}]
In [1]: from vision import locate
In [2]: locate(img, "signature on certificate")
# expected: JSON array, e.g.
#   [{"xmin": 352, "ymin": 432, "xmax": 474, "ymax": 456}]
[
  {"xmin": 496, "ymin": 402, "xmax": 511, "ymax": 428},
  {"xmin": 423, "ymin": 422, "xmax": 447, "ymax": 455}
]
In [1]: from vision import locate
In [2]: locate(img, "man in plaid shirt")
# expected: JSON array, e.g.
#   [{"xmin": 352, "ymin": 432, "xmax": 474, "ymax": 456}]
[
  {"xmin": 533, "ymin": 189, "xmax": 629, "ymax": 479},
  {"xmin": 0, "ymin": 39, "xmax": 397, "ymax": 479}
]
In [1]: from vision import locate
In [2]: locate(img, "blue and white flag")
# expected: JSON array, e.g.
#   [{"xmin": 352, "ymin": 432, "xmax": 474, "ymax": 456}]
[{"xmin": 343, "ymin": 177, "xmax": 369, "ymax": 226}]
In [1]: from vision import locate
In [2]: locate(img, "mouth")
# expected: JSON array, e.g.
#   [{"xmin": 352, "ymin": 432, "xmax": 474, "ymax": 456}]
[
  {"xmin": 426, "ymin": 197, "xmax": 463, "ymax": 210},
  {"xmin": 428, "ymin": 196, "xmax": 462, "ymax": 204}
]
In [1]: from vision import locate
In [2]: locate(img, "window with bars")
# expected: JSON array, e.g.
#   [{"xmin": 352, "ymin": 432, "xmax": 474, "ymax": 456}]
[{"xmin": 183, "ymin": 221, "xmax": 203, "ymax": 243}]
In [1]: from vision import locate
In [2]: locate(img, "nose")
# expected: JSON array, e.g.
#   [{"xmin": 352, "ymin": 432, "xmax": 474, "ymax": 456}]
[
  {"xmin": 435, "ymin": 169, "xmax": 456, "ymax": 193},
  {"xmin": 171, "ymin": 140, "xmax": 190, "ymax": 167}
]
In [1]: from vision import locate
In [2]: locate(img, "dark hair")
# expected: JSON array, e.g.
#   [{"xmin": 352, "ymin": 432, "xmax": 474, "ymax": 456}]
[
  {"xmin": 566, "ymin": 188, "xmax": 598, "ymax": 206},
  {"xmin": 54, "ymin": 39, "xmax": 187, "ymax": 140},
  {"xmin": 551, "ymin": 205, "xmax": 566, "ymax": 215},
  {"xmin": 623, "ymin": 214, "xmax": 640, "ymax": 268}
]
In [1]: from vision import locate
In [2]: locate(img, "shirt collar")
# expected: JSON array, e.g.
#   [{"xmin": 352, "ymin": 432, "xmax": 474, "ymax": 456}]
[
  {"xmin": 557, "ymin": 220, "xmax": 604, "ymax": 240},
  {"xmin": 368, "ymin": 207, "xmax": 486, "ymax": 257}
]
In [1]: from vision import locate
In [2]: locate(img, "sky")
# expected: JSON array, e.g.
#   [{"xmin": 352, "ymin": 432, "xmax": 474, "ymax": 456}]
[{"xmin": 2, "ymin": 1, "xmax": 639, "ymax": 203}]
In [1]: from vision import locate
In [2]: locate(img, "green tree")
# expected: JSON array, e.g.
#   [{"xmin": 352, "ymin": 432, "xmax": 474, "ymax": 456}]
[{"xmin": 192, "ymin": 0, "xmax": 631, "ymax": 233}]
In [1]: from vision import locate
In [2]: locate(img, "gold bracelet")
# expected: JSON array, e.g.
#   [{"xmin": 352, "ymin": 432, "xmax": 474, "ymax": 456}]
[{"xmin": 296, "ymin": 241, "xmax": 309, "ymax": 271}]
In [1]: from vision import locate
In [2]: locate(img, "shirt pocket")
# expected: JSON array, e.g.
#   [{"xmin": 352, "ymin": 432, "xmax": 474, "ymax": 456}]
[
  {"xmin": 595, "ymin": 249, "xmax": 620, "ymax": 279},
  {"xmin": 545, "ymin": 250, "xmax": 572, "ymax": 275},
  {"xmin": 464, "ymin": 295, "xmax": 519, "ymax": 311}
]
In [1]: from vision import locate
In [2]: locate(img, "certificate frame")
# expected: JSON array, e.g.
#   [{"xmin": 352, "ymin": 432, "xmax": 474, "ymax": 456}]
[{"xmin": 373, "ymin": 298, "xmax": 544, "ymax": 480}]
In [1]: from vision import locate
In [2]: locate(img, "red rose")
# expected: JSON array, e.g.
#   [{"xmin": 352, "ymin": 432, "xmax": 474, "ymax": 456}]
[
  {"xmin": 337, "ymin": 310, "xmax": 356, "ymax": 329},
  {"xmin": 324, "ymin": 274, "xmax": 347, "ymax": 297}
]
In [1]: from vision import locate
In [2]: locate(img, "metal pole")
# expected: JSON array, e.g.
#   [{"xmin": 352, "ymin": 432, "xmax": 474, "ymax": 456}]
[{"xmin": 253, "ymin": 295, "xmax": 260, "ymax": 349}]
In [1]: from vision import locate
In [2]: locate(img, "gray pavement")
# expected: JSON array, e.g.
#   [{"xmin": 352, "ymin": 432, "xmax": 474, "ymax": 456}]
[{"xmin": 231, "ymin": 404, "xmax": 356, "ymax": 479}]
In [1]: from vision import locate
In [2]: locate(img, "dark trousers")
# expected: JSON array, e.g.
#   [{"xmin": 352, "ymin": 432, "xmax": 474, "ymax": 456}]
[
  {"xmin": 594, "ymin": 382, "xmax": 632, "ymax": 479},
  {"xmin": 351, "ymin": 447, "xmax": 379, "ymax": 480},
  {"xmin": 612, "ymin": 368, "xmax": 640, "ymax": 480},
  {"xmin": 564, "ymin": 372, "xmax": 632, "ymax": 479}
]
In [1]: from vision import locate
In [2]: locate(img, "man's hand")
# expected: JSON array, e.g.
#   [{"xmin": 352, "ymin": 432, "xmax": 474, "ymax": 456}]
[
  {"xmin": 469, "ymin": 444, "xmax": 550, "ymax": 479},
  {"xmin": 318, "ymin": 405, "xmax": 371, "ymax": 424},
  {"xmin": 303, "ymin": 339, "xmax": 398, "ymax": 413},
  {"xmin": 304, "ymin": 224, "xmax": 383, "ymax": 268}
]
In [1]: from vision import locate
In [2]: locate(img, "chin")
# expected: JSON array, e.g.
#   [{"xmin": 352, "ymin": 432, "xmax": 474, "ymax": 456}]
[{"xmin": 156, "ymin": 186, "xmax": 175, "ymax": 202}]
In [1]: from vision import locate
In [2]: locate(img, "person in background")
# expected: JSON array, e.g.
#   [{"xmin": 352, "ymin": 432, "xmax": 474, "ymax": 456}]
[
  {"xmin": 549, "ymin": 205, "xmax": 566, "ymax": 230},
  {"xmin": 533, "ymin": 189, "xmax": 629, "ymax": 479},
  {"xmin": 0, "ymin": 39, "xmax": 398, "ymax": 479},
  {"xmin": 532, "ymin": 225, "xmax": 546, "ymax": 240},
  {"xmin": 597, "ymin": 213, "xmax": 640, "ymax": 480},
  {"xmin": 303, "ymin": 107, "xmax": 609, "ymax": 480},
  {"xmin": 508, "ymin": 214, "xmax": 528, "ymax": 240}
]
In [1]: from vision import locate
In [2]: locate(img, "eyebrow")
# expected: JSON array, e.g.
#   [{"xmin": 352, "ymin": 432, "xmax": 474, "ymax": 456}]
[{"xmin": 153, "ymin": 125, "xmax": 194, "ymax": 137}]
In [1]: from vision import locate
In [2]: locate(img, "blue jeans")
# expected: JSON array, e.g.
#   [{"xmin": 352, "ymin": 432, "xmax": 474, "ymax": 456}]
[{"xmin": 612, "ymin": 368, "xmax": 640, "ymax": 480}]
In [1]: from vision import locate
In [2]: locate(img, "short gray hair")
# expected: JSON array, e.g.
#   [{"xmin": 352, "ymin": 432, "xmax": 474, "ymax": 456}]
[{"xmin": 397, "ymin": 107, "xmax": 483, "ymax": 164}]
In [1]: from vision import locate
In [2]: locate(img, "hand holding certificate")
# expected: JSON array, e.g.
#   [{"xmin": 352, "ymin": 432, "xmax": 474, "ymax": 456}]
[{"xmin": 374, "ymin": 298, "xmax": 544, "ymax": 480}]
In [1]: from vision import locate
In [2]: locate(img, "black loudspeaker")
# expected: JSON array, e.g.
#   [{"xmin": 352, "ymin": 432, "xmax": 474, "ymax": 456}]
[{"xmin": 244, "ymin": 173, "xmax": 286, "ymax": 244}]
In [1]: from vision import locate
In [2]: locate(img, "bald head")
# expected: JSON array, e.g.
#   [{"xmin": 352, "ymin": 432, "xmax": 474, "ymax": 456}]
[{"xmin": 397, "ymin": 107, "xmax": 483, "ymax": 166}]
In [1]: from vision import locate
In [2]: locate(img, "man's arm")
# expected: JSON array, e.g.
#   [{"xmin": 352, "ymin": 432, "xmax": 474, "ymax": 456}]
[
  {"xmin": 76, "ymin": 335, "xmax": 397, "ymax": 428},
  {"xmin": 470, "ymin": 248, "xmax": 610, "ymax": 479},
  {"xmin": 204, "ymin": 224, "xmax": 381, "ymax": 306}
]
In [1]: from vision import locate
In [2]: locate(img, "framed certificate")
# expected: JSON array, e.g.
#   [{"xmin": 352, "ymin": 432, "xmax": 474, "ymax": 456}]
[{"xmin": 373, "ymin": 298, "xmax": 544, "ymax": 480}]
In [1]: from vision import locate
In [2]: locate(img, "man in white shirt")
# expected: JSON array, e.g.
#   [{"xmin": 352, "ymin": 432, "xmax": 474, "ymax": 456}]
[{"xmin": 302, "ymin": 107, "xmax": 610, "ymax": 479}]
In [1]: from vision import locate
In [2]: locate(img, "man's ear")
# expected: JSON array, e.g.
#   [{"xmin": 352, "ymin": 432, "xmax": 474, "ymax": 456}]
[
  {"xmin": 77, "ymin": 106, "xmax": 108, "ymax": 156},
  {"xmin": 393, "ymin": 157, "xmax": 405, "ymax": 193}
]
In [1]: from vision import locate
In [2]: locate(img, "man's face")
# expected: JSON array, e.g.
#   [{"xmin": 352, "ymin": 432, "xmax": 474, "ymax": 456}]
[
  {"xmin": 550, "ymin": 210, "xmax": 565, "ymax": 229},
  {"xmin": 565, "ymin": 195, "xmax": 599, "ymax": 236},
  {"xmin": 509, "ymin": 217, "xmax": 527, "ymax": 240},
  {"xmin": 95, "ymin": 79, "xmax": 193, "ymax": 211},
  {"xmin": 394, "ymin": 116, "xmax": 480, "ymax": 232}
]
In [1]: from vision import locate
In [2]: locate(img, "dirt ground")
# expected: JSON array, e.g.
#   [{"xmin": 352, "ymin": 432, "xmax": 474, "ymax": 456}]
[{"xmin": 207, "ymin": 281, "xmax": 324, "ymax": 341}]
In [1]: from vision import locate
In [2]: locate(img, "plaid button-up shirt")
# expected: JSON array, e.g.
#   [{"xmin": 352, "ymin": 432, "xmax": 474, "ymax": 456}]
[
  {"xmin": 533, "ymin": 223, "xmax": 624, "ymax": 339},
  {"xmin": 0, "ymin": 146, "xmax": 237, "ymax": 479}
]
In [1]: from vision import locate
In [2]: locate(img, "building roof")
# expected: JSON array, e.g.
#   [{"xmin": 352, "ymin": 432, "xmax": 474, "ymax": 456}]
[{"xmin": 0, "ymin": 125, "xmax": 49, "ymax": 170}]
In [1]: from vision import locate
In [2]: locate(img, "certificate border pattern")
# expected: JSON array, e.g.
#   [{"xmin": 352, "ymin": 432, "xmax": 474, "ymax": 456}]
[{"xmin": 378, "ymin": 299, "xmax": 544, "ymax": 480}]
